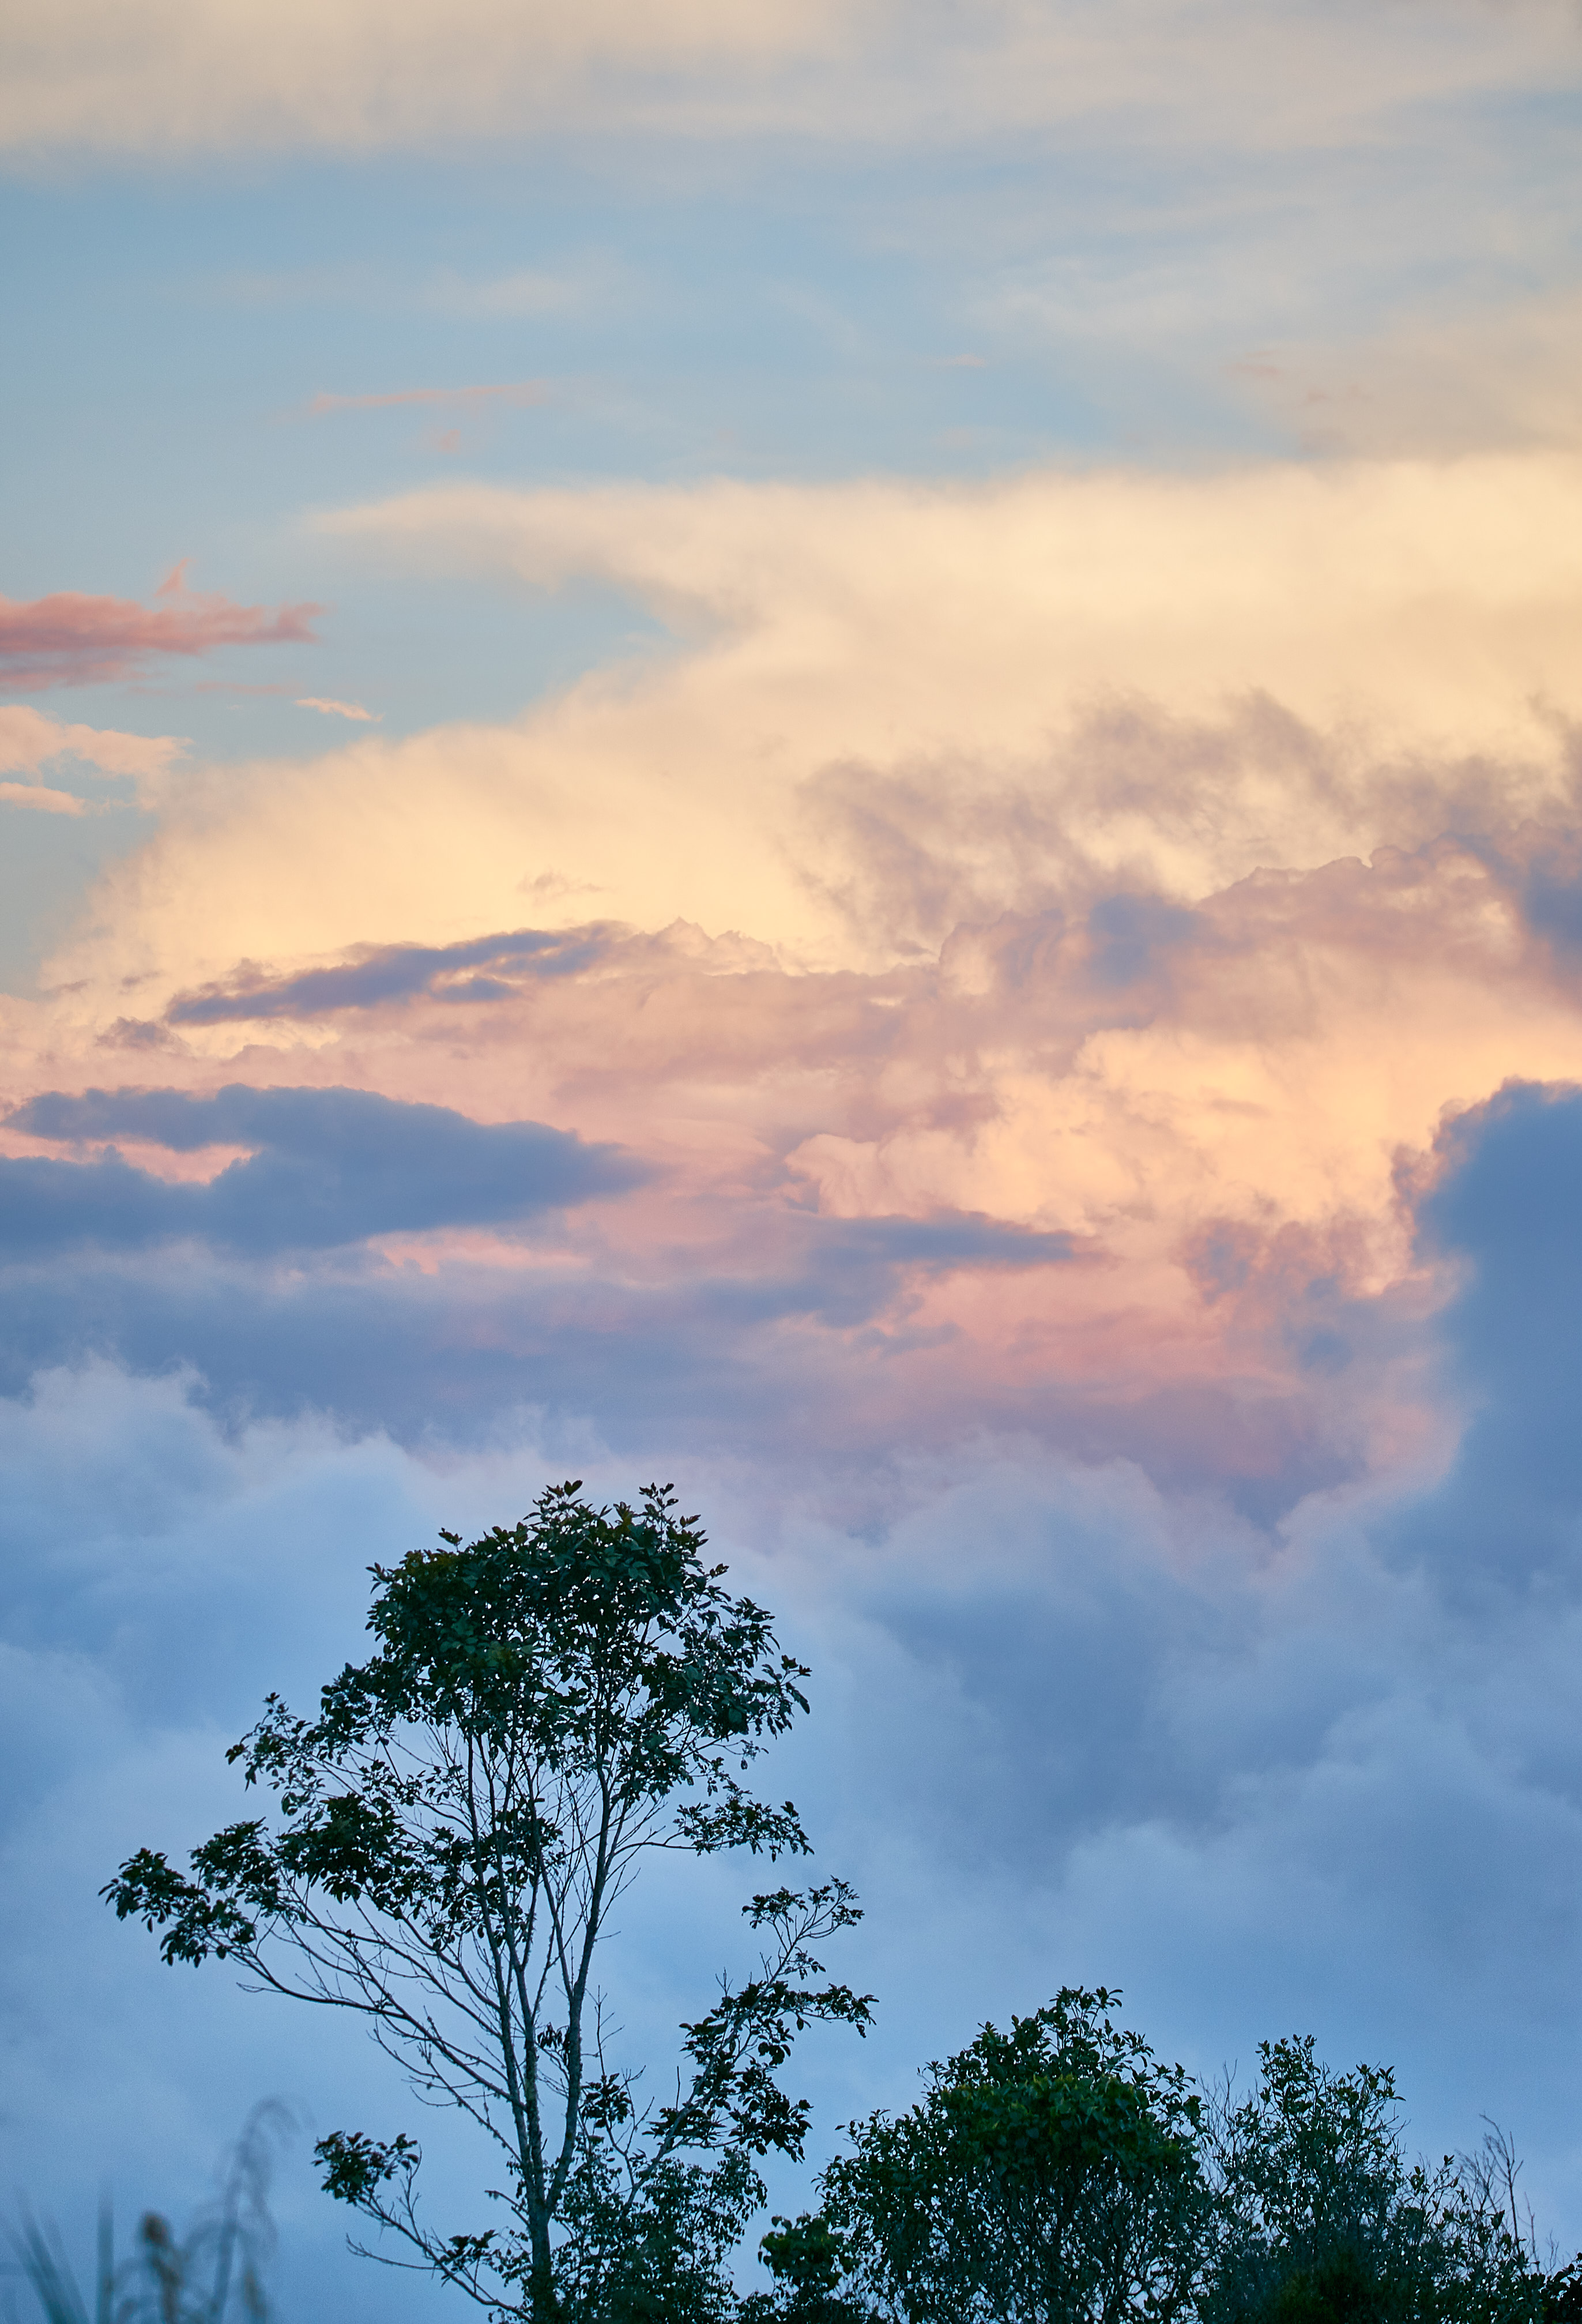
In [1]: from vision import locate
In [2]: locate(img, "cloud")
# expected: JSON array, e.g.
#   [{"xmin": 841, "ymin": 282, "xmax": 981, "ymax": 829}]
[
  {"xmin": 0, "ymin": 1252, "xmax": 1348, "ymax": 1562},
  {"xmin": 1226, "ymin": 288, "xmax": 1582, "ymax": 458},
  {"xmin": 17, "ymin": 822, "xmax": 1579, "ymax": 1536},
  {"xmin": 318, "ymin": 463, "xmax": 1582, "ymax": 784},
  {"xmin": 6, "ymin": 457, "xmax": 1582, "ymax": 2260},
  {"xmin": 12, "ymin": 652, "xmax": 1581, "ymax": 1545},
  {"xmin": 0, "ymin": 783, "xmax": 91, "ymax": 816},
  {"xmin": 758, "ymin": 1085, "xmax": 1582, "ymax": 2191},
  {"xmin": 0, "ymin": 704, "xmax": 187, "ymax": 781},
  {"xmin": 161, "ymin": 923, "xmax": 622, "ymax": 1022},
  {"xmin": 18, "ymin": 820, "xmax": 1582, "ymax": 1524},
  {"xmin": 0, "ymin": 580, "xmax": 319, "ymax": 692},
  {"xmin": 0, "ymin": 827, "xmax": 1438, "ymax": 1514},
  {"xmin": 304, "ymin": 380, "xmax": 551, "ymax": 415},
  {"xmin": 0, "ymin": 1206, "xmax": 1098, "ymax": 1485},
  {"xmin": 33, "ymin": 452, "xmax": 1582, "ymax": 1033},
  {"xmin": 0, "ymin": 0, "xmax": 853, "ymax": 159},
  {"xmin": 0, "ymin": 1360, "xmax": 472, "ymax": 2324},
  {"xmin": 1382, "ymin": 1080, "xmax": 1582, "ymax": 1598},
  {"xmin": 295, "ymin": 696, "xmax": 379, "ymax": 722},
  {"xmin": 1, "ymin": 0, "xmax": 1575, "ymax": 162},
  {"xmin": 0, "ymin": 1084, "xmax": 645, "ymax": 1257}
]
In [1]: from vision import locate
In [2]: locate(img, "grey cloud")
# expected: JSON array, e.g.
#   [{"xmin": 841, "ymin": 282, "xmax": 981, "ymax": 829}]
[
  {"xmin": 15, "ymin": 1070, "xmax": 1582, "ymax": 2304},
  {"xmin": 2, "ymin": 1083, "xmax": 645, "ymax": 1257},
  {"xmin": 0, "ymin": 1232, "xmax": 1350, "ymax": 1526},
  {"xmin": 1084, "ymin": 892, "xmax": 1203, "ymax": 988},
  {"xmin": 702, "ymin": 1212, "xmax": 1081, "ymax": 1330},
  {"xmin": 1387, "ymin": 1077, "xmax": 1582, "ymax": 1597},
  {"xmin": 162, "ymin": 924, "xmax": 621, "ymax": 1024},
  {"xmin": 839, "ymin": 1070, "xmax": 1582, "ymax": 1898},
  {"xmin": 1427, "ymin": 827, "xmax": 1582, "ymax": 974},
  {"xmin": 0, "ymin": 1152, "xmax": 192, "ymax": 1258},
  {"xmin": 1513, "ymin": 838, "xmax": 1582, "ymax": 967},
  {"xmin": 0, "ymin": 1206, "xmax": 1077, "ymax": 1416}
]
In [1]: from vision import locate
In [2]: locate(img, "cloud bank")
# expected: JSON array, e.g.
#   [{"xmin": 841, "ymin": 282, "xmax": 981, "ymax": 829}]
[
  {"xmin": 9, "ymin": 1074, "xmax": 1582, "ymax": 2312},
  {"xmin": 9, "ymin": 449, "xmax": 1582, "ymax": 1522},
  {"xmin": 25, "ymin": 454, "xmax": 1580, "ymax": 1025}
]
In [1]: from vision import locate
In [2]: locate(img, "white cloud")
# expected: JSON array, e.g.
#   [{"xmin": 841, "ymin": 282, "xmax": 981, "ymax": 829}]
[{"xmin": 36, "ymin": 451, "xmax": 1579, "ymax": 1011}]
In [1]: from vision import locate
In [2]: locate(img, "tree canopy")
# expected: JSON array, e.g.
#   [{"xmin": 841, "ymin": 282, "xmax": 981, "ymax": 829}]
[{"xmin": 822, "ymin": 1987, "xmax": 1210, "ymax": 2324}]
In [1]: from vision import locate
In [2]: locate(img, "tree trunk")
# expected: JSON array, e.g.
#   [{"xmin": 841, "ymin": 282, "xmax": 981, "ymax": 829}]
[{"xmin": 529, "ymin": 2237, "xmax": 562, "ymax": 2324}]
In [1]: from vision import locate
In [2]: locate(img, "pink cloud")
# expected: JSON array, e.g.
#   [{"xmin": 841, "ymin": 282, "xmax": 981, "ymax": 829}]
[
  {"xmin": 304, "ymin": 380, "xmax": 551, "ymax": 416},
  {"xmin": 91, "ymin": 792, "xmax": 1582, "ymax": 1513},
  {"xmin": 0, "ymin": 574, "xmax": 321, "ymax": 691}
]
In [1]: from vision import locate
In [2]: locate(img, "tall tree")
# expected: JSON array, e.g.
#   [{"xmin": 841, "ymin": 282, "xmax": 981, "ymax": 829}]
[{"xmin": 104, "ymin": 1482, "xmax": 872, "ymax": 2324}]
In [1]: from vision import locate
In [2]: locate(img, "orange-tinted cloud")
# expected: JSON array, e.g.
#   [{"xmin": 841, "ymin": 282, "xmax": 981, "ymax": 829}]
[
  {"xmin": 11, "ymin": 450, "xmax": 1582, "ymax": 1523},
  {"xmin": 0, "ymin": 579, "xmax": 320, "ymax": 691},
  {"xmin": 296, "ymin": 696, "xmax": 379, "ymax": 722},
  {"xmin": 0, "ymin": 781, "xmax": 89, "ymax": 815},
  {"xmin": 0, "ymin": 704, "xmax": 185, "ymax": 781},
  {"xmin": 37, "ymin": 450, "xmax": 1566, "ymax": 1021}
]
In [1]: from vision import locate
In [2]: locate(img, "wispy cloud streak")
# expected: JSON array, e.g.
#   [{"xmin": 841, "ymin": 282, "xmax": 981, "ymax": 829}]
[
  {"xmin": 0, "ymin": 580, "xmax": 319, "ymax": 691},
  {"xmin": 163, "ymin": 925, "xmax": 622, "ymax": 1022},
  {"xmin": 304, "ymin": 381, "xmax": 551, "ymax": 415},
  {"xmin": 0, "ymin": 783, "xmax": 90, "ymax": 815},
  {"xmin": 296, "ymin": 696, "xmax": 379, "ymax": 721}
]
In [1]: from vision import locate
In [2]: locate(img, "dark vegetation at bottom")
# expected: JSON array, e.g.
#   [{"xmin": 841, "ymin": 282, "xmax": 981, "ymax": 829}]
[
  {"xmin": 13, "ymin": 2015, "xmax": 1581, "ymax": 2324},
  {"xmin": 739, "ymin": 1996, "xmax": 1582, "ymax": 2324}
]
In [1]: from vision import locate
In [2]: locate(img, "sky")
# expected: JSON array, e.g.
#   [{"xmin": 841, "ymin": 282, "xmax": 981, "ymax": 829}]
[{"xmin": 6, "ymin": 0, "xmax": 1582, "ymax": 2312}]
